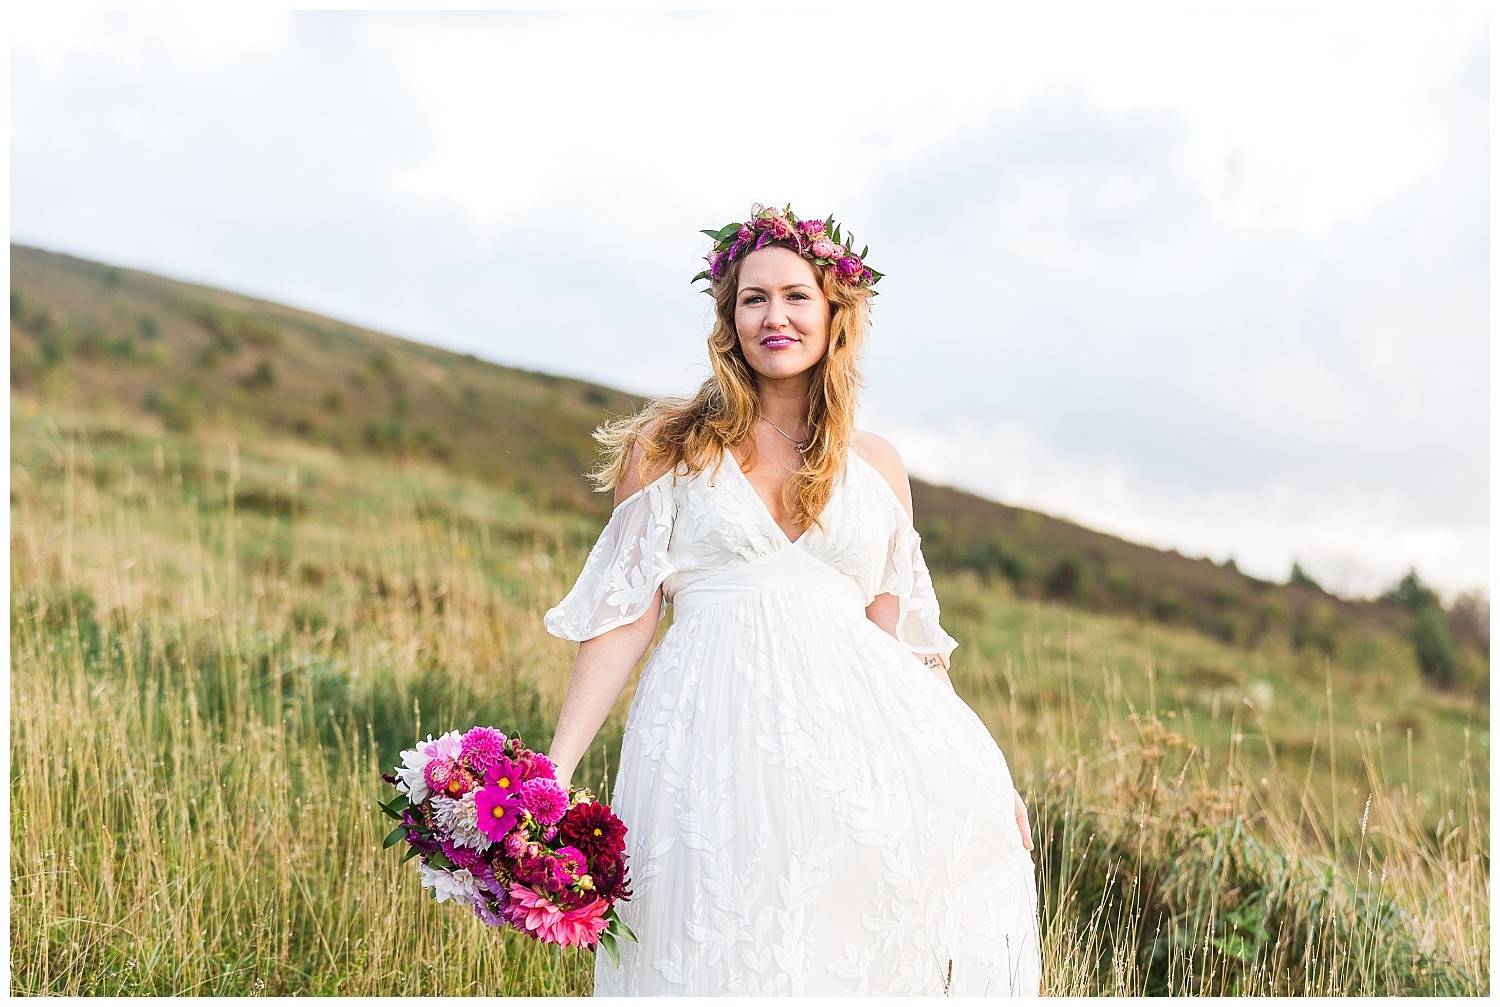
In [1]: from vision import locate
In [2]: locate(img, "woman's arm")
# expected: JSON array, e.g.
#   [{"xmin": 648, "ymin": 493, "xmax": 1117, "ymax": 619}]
[
  {"xmin": 547, "ymin": 427, "xmax": 669, "ymax": 788},
  {"xmin": 546, "ymin": 588, "xmax": 662, "ymax": 789},
  {"xmin": 854, "ymin": 431, "xmax": 953, "ymax": 685}
]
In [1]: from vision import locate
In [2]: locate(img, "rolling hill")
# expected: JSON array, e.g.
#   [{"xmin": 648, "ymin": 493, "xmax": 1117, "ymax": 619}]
[{"xmin": 8, "ymin": 242, "xmax": 1487, "ymax": 693}]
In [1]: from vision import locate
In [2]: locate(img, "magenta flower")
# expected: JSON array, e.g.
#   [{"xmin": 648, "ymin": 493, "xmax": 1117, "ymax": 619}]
[
  {"xmin": 834, "ymin": 255, "xmax": 865, "ymax": 281},
  {"xmin": 485, "ymin": 756, "xmax": 527, "ymax": 797},
  {"xmin": 475, "ymin": 784, "xmax": 523, "ymax": 842},
  {"xmin": 460, "ymin": 727, "xmax": 507, "ymax": 775},
  {"xmin": 501, "ymin": 828, "xmax": 528, "ymax": 858},
  {"xmin": 517, "ymin": 778, "xmax": 569, "ymax": 826},
  {"xmin": 799, "ymin": 218, "xmax": 827, "ymax": 237}
]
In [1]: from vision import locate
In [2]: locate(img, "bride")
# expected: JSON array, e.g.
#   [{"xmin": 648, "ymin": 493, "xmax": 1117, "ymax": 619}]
[{"xmin": 543, "ymin": 204, "xmax": 1043, "ymax": 995}]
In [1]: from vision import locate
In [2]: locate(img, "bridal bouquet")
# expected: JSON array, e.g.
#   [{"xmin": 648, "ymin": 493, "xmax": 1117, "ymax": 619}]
[{"xmin": 379, "ymin": 726, "xmax": 637, "ymax": 962}]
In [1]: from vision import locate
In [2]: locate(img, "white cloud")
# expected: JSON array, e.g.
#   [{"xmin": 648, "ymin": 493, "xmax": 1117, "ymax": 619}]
[{"xmin": 8, "ymin": 9, "xmax": 1488, "ymax": 598}]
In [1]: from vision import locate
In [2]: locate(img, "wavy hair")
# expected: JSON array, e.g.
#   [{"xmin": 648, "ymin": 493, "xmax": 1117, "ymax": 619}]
[{"xmin": 589, "ymin": 241, "xmax": 872, "ymax": 533}]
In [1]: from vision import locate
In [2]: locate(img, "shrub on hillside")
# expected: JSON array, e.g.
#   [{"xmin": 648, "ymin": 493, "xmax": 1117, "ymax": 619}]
[
  {"xmin": 1409, "ymin": 603, "xmax": 1456, "ymax": 688},
  {"xmin": 143, "ymin": 383, "xmax": 204, "ymax": 433},
  {"xmin": 1047, "ymin": 556, "xmax": 1086, "ymax": 603},
  {"xmin": 1287, "ymin": 562, "xmax": 1322, "ymax": 591}
]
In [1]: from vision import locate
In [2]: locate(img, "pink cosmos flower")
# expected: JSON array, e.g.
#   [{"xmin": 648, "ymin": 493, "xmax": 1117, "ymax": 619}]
[
  {"xmin": 484, "ymin": 756, "xmax": 527, "ymax": 797},
  {"xmin": 474, "ymin": 784, "xmax": 523, "ymax": 842},
  {"xmin": 504, "ymin": 884, "xmax": 610, "ymax": 948},
  {"xmin": 517, "ymin": 778, "xmax": 569, "ymax": 826},
  {"xmin": 459, "ymin": 727, "xmax": 507, "ymax": 776}
]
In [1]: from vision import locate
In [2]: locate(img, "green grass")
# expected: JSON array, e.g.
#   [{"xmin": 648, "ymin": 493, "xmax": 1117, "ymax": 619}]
[{"xmin": 9, "ymin": 405, "xmax": 1488, "ymax": 995}]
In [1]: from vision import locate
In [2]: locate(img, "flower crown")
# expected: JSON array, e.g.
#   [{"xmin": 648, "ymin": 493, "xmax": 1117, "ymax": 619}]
[{"xmin": 691, "ymin": 203, "xmax": 883, "ymax": 294}]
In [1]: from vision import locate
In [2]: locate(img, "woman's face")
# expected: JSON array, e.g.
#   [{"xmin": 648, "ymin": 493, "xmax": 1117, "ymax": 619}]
[{"xmin": 734, "ymin": 245, "xmax": 831, "ymax": 384}]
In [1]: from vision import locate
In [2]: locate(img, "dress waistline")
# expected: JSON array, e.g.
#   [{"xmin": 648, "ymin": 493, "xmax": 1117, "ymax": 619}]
[{"xmin": 669, "ymin": 548, "xmax": 867, "ymax": 620}]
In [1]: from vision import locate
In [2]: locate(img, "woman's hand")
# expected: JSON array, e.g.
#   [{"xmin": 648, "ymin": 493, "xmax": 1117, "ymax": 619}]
[{"xmin": 1014, "ymin": 789, "xmax": 1034, "ymax": 851}]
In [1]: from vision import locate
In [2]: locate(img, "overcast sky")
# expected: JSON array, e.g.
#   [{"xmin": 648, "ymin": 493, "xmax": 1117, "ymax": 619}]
[{"xmin": 10, "ymin": 9, "xmax": 1489, "ymax": 600}]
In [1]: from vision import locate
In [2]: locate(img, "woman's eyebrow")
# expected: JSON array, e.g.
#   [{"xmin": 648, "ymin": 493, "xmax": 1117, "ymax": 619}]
[{"xmin": 739, "ymin": 283, "xmax": 815, "ymax": 294}]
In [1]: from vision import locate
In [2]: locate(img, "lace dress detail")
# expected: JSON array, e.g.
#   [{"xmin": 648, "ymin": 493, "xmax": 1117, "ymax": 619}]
[{"xmin": 543, "ymin": 448, "xmax": 1042, "ymax": 996}]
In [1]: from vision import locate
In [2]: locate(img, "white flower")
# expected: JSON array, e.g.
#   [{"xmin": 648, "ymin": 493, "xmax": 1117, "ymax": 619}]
[
  {"xmin": 394, "ymin": 730, "xmax": 462, "ymax": 805},
  {"xmin": 431, "ymin": 791, "xmax": 493, "ymax": 852},
  {"xmin": 418, "ymin": 863, "xmax": 479, "ymax": 907}
]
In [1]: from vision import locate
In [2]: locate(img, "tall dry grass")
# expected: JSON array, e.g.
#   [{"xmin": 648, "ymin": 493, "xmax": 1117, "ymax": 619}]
[{"xmin": 9, "ymin": 407, "xmax": 1489, "ymax": 994}]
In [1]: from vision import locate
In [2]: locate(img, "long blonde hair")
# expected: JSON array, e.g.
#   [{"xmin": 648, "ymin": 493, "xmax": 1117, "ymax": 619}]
[{"xmin": 589, "ymin": 242, "xmax": 872, "ymax": 532}]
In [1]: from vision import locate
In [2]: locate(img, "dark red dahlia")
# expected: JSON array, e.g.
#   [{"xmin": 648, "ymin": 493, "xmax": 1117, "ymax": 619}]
[
  {"xmin": 588, "ymin": 849, "xmax": 632, "ymax": 902},
  {"xmin": 559, "ymin": 802, "xmax": 626, "ymax": 857}
]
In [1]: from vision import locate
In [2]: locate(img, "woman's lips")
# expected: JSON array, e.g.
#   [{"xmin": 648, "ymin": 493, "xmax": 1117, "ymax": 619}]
[{"xmin": 762, "ymin": 336, "xmax": 797, "ymax": 348}]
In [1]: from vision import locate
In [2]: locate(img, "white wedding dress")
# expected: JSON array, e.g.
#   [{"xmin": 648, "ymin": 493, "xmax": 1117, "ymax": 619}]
[{"xmin": 544, "ymin": 446, "xmax": 1042, "ymax": 996}]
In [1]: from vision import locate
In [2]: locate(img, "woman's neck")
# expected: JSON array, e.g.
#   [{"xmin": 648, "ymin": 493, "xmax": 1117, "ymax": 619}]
[{"xmin": 755, "ymin": 377, "xmax": 811, "ymax": 432}]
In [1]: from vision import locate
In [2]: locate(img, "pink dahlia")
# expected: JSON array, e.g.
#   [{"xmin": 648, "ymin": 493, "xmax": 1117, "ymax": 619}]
[
  {"xmin": 475, "ymin": 784, "xmax": 523, "ymax": 842},
  {"xmin": 518, "ymin": 752, "xmax": 556, "ymax": 783},
  {"xmin": 424, "ymin": 757, "xmax": 473, "ymax": 799},
  {"xmin": 441, "ymin": 838, "xmax": 482, "ymax": 869},
  {"xmin": 504, "ymin": 884, "xmax": 610, "ymax": 948},
  {"xmin": 517, "ymin": 778, "xmax": 568, "ymax": 826},
  {"xmin": 501, "ymin": 828, "xmax": 527, "ymax": 858},
  {"xmin": 459, "ymin": 727, "xmax": 507, "ymax": 775}
]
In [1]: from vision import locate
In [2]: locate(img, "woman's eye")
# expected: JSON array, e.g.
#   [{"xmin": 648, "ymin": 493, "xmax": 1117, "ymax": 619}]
[{"xmin": 741, "ymin": 295, "xmax": 764, "ymax": 305}]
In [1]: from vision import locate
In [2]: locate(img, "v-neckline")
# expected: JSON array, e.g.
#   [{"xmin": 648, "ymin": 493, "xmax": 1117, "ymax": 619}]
[{"xmin": 723, "ymin": 445, "xmax": 816, "ymax": 547}]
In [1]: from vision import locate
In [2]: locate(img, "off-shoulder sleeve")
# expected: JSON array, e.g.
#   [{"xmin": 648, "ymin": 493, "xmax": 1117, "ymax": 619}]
[
  {"xmin": 543, "ymin": 474, "xmax": 676, "ymax": 642},
  {"xmin": 875, "ymin": 511, "xmax": 960, "ymax": 666}
]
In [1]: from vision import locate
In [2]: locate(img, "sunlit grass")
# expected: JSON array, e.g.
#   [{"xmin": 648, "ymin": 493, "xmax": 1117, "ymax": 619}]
[{"xmin": 9, "ymin": 405, "xmax": 1488, "ymax": 994}]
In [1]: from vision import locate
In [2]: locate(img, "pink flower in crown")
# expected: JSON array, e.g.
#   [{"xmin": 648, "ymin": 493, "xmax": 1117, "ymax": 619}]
[
  {"xmin": 707, "ymin": 250, "xmax": 728, "ymax": 281},
  {"xmin": 834, "ymin": 254, "xmax": 865, "ymax": 282},
  {"xmin": 799, "ymin": 218, "xmax": 827, "ymax": 238},
  {"xmin": 737, "ymin": 225, "xmax": 753, "ymax": 241},
  {"xmin": 860, "ymin": 266, "xmax": 875, "ymax": 285},
  {"xmin": 517, "ymin": 777, "xmax": 569, "ymax": 826},
  {"xmin": 459, "ymin": 727, "xmax": 507, "ymax": 776},
  {"xmin": 764, "ymin": 215, "xmax": 795, "ymax": 241},
  {"xmin": 810, "ymin": 238, "xmax": 840, "ymax": 260}
]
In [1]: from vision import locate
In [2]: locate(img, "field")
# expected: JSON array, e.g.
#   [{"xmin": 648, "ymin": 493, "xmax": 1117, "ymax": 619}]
[{"xmin": 9, "ymin": 401, "xmax": 1488, "ymax": 995}]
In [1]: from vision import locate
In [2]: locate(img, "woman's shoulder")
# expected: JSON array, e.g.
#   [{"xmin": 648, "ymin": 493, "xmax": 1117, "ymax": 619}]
[
  {"xmin": 851, "ymin": 429, "xmax": 914, "ymax": 519},
  {"xmin": 614, "ymin": 418, "xmax": 676, "ymax": 505}
]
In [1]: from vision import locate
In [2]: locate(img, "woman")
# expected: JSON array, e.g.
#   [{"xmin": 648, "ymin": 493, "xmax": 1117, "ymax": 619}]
[{"xmin": 542, "ymin": 205, "xmax": 1042, "ymax": 995}]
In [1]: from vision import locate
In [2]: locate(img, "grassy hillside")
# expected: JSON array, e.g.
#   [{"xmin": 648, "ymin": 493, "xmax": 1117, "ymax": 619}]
[
  {"xmin": 10, "ymin": 242, "xmax": 1486, "ymax": 698},
  {"xmin": 9, "ymin": 404, "xmax": 1487, "ymax": 994}
]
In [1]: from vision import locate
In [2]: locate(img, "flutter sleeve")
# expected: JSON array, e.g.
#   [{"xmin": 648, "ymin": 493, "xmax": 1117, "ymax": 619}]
[
  {"xmin": 875, "ymin": 509, "xmax": 960, "ymax": 667},
  {"xmin": 543, "ymin": 473, "xmax": 676, "ymax": 642}
]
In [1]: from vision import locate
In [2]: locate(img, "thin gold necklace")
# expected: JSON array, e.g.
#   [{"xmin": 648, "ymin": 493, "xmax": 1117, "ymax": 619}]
[{"xmin": 761, "ymin": 417, "xmax": 810, "ymax": 454}]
